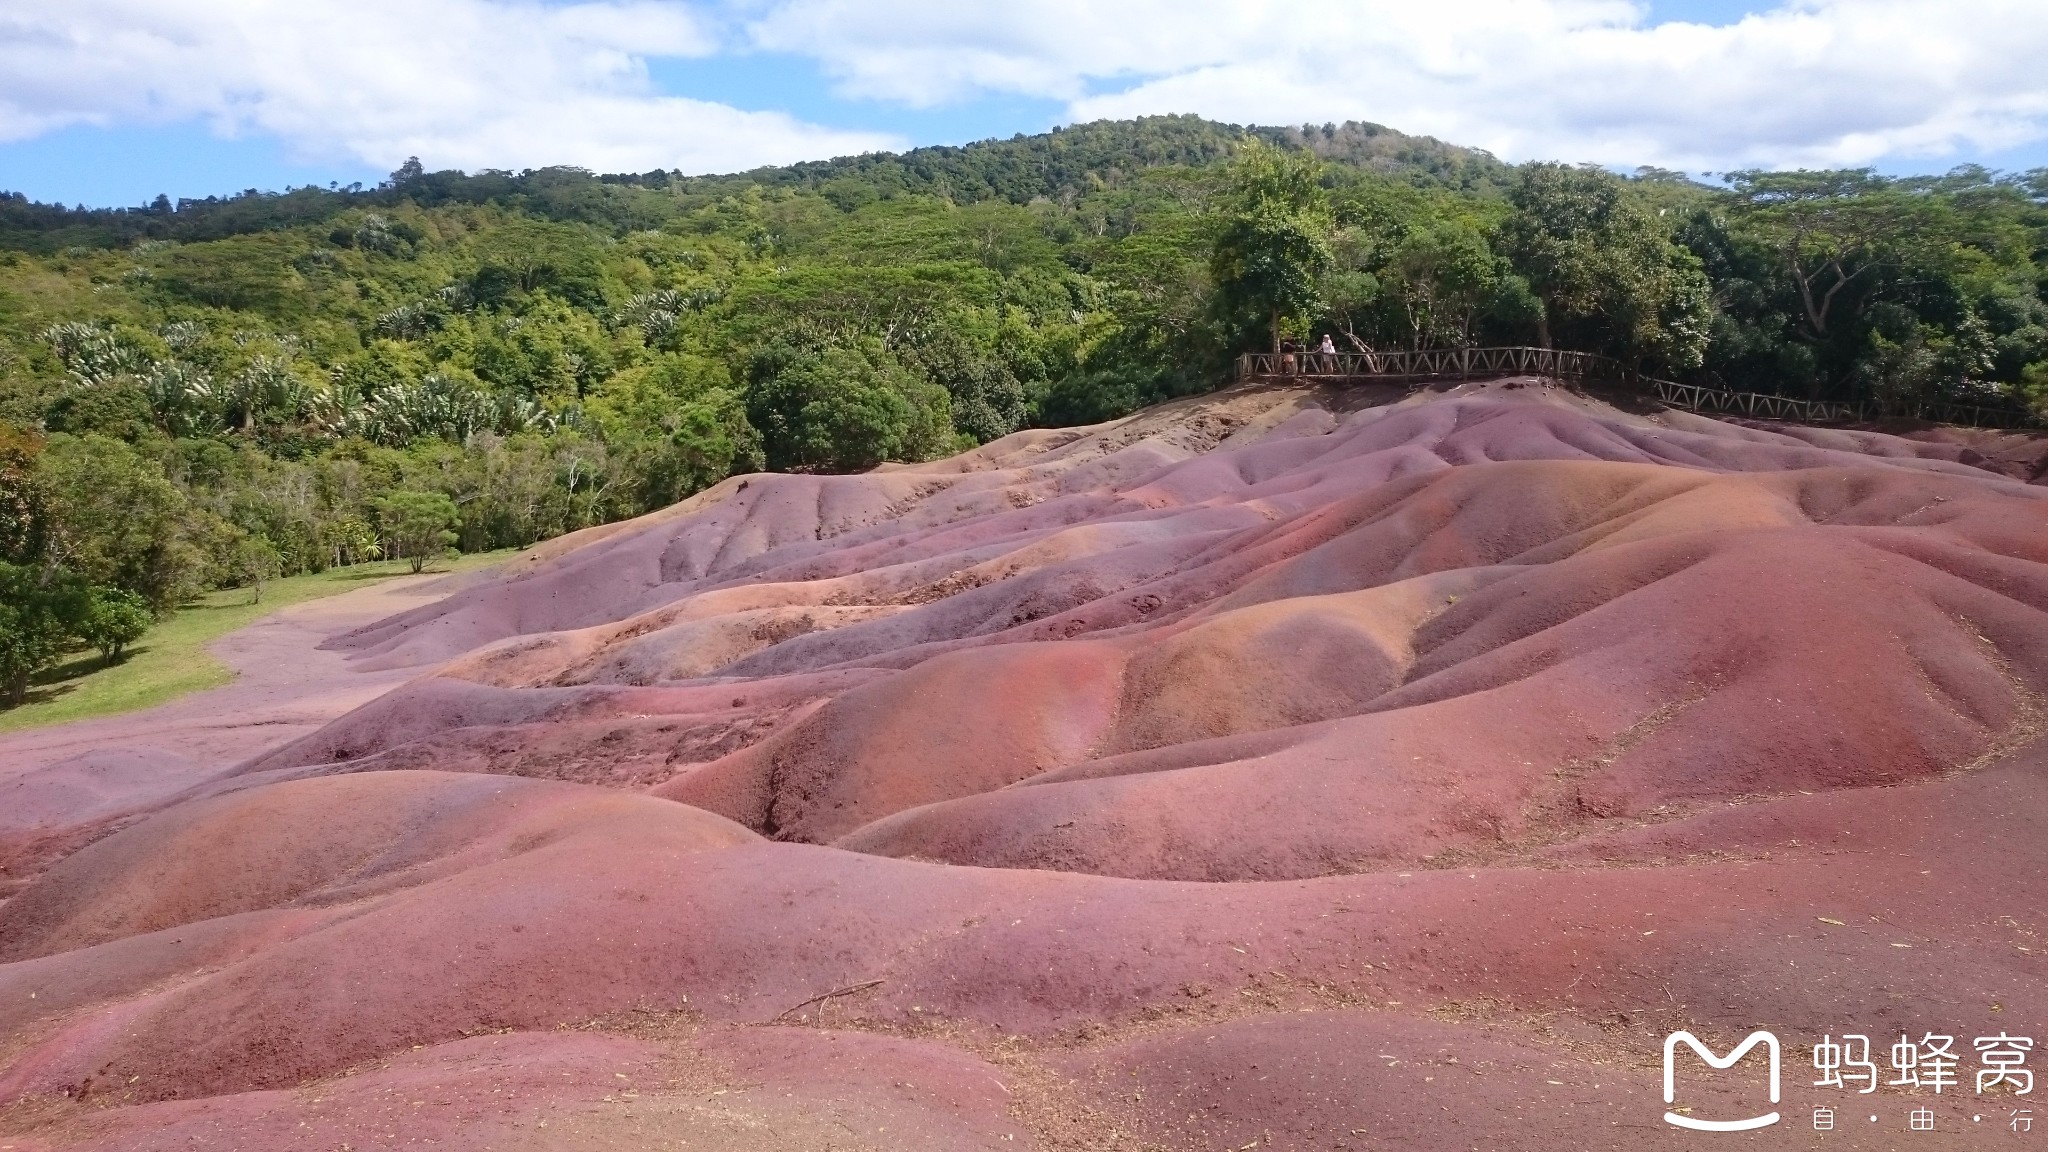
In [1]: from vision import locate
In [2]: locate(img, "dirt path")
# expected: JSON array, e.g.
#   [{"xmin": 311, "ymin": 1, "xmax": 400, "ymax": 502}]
[{"xmin": 0, "ymin": 570, "xmax": 473, "ymax": 833}]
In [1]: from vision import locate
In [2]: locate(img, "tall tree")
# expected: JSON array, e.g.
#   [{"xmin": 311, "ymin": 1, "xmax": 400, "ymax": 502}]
[
  {"xmin": 1725, "ymin": 169, "xmax": 1949, "ymax": 344},
  {"xmin": 1499, "ymin": 164, "xmax": 1712, "ymax": 372},
  {"xmin": 0, "ymin": 425, "xmax": 48, "ymax": 565},
  {"xmin": 1210, "ymin": 146, "xmax": 1334, "ymax": 352},
  {"xmin": 38, "ymin": 434, "xmax": 206, "ymax": 609},
  {"xmin": 1378, "ymin": 217, "xmax": 1513, "ymax": 351},
  {"xmin": 0, "ymin": 562, "xmax": 87, "ymax": 705}
]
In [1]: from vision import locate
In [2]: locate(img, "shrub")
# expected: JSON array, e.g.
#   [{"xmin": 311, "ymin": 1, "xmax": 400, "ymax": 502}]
[{"xmin": 76, "ymin": 586, "xmax": 153, "ymax": 661}]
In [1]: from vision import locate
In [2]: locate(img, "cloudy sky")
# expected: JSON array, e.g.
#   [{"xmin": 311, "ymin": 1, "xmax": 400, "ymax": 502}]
[{"xmin": 2, "ymin": 0, "xmax": 2044, "ymax": 206}]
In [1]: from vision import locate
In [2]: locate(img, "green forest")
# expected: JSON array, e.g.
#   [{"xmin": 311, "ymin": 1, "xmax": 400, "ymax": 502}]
[{"xmin": 3, "ymin": 114, "xmax": 2047, "ymax": 702}]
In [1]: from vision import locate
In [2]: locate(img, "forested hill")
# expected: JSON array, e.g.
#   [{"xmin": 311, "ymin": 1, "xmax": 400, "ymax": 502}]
[
  {"xmin": 3, "ymin": 114, "xmax": 2047, "ymax": 706},
  {"xmin": 0, "ymin": 116, "xmax": 1501, "ymax": 253},
  {"xmin": 690, "ymin": 118, "xmax": 1505, "ymax": 205}
]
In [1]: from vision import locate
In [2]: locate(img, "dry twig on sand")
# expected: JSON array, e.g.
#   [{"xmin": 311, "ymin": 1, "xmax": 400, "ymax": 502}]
[{"xmin": 770, "ymin": 979, "xmax": 885, "ymax": 1023}]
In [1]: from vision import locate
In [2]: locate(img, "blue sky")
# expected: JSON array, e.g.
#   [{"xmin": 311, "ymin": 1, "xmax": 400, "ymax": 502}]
[
  {"xmin": 1, "ymin": 48, "xmax": 1074, "ymax": 208},
  {"xmin": 1647, "ymin": 0, "xmax": 1770, "ymax": 21},
  {"xmin": 4, "ymin": 0, "xmax": 2045, "ymax": 209}
]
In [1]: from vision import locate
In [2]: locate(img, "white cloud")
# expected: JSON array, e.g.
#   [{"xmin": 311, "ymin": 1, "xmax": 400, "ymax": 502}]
[
  {"xmin": 740, "ymin": 0, "xmax": 2048, "ymax": 171},
  {"xmin": 0, "ymin": 0, "xmax": 900, "ymax": 174},
  {"xmin": 2, "ymin": 0, "xmax": 2044, "ymax": 178}
]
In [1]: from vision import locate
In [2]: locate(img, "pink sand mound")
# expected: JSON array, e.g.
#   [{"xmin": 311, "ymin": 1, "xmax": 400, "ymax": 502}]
[{"xmin": 5, "ymin": 378, "xmax": 2046, "ymax": 1150}]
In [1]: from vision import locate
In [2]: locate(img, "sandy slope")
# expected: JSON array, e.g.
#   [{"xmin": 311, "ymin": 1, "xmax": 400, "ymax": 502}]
[{"xmin": 3, "ymin": 378, "xmax": 2046, "ymax": 1151}]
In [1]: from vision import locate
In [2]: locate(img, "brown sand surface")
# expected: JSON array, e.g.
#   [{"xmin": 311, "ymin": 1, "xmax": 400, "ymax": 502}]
[{"xmin": 4, "ymin": 378, "xmax": 2046, "ymax": 1151}]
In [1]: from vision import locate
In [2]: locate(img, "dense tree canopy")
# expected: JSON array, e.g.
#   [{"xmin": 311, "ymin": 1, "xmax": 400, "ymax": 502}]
[
  {"xmin": 1210, "ymin": 145, "xmax": 1335, "ymax": 350},
  {"xmin": 1499, "ymin": 164, "xmax": 1712, "ymax": 370},
  {"xmin": 1, "ymin": 115, "xmax": 2045, "ymax": 706}
]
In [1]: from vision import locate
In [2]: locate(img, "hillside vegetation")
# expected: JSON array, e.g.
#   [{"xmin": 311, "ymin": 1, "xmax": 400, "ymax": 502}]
[{"xmin": 2, "ymin": 115, "xmax": 2046, "ymax": 703}]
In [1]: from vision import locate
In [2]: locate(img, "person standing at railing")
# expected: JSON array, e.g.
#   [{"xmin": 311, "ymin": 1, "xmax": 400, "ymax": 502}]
[
  {"xmin": 1279, "ymin": 338, "xmax": 1298, "ymax": 375},
  {"xmin": 1316, "ymin": 333, "xmax": 1336, "ymax": 374}
]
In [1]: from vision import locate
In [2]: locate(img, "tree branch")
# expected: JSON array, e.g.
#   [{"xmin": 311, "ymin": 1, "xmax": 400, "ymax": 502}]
[{"xmin": 770, "ymin": 979, "xmax": 885, "ymax": 1024}]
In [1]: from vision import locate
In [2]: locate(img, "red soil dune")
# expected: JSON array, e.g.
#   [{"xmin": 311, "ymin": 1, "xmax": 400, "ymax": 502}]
[{"xmin": 4, "ymin": 377, "xmax": 2046, "ymax": 1150}]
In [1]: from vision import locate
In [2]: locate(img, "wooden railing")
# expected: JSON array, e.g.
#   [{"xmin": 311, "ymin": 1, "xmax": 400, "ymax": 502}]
[
  {"xmin": 1646, "ymin": 378, "xmax": 1868, "ymax": 425},
  {"xmin": 1236, "ymin": 347, "xmax": 2042, "ymax": 431}
]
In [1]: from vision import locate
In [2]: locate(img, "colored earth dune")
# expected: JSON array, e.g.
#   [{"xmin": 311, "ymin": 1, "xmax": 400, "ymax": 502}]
[{"xmin": 4, "ymin": 377, "xmax": 2047, "ymax": 1150}]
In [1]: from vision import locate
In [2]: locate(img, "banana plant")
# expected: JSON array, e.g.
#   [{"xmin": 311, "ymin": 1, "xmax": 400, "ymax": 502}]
[{"xmin": 141, "ymin": 361, "xmax": 222, "ymax": 436}]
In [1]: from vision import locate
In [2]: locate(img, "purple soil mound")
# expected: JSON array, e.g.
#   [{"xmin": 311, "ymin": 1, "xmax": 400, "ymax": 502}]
[{"xmin": 4, "ymin": 377, "xmax": 2046, "ymax": 1151}]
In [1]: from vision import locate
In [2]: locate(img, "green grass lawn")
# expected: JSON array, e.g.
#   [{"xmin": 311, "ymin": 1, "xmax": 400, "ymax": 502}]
[{"xmin": 0, "ymin": 549, "xmax": 518, "ymax": 734}]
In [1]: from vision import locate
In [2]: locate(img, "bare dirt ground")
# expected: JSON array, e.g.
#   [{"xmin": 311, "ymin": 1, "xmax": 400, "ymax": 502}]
[
  {"xmin": 4, "ymin": 379, "xmax": 2046, "ymax": 1151},
  {"xmin": 0, "ymin": 572, "xmax": 485, "ymax": 895}
]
